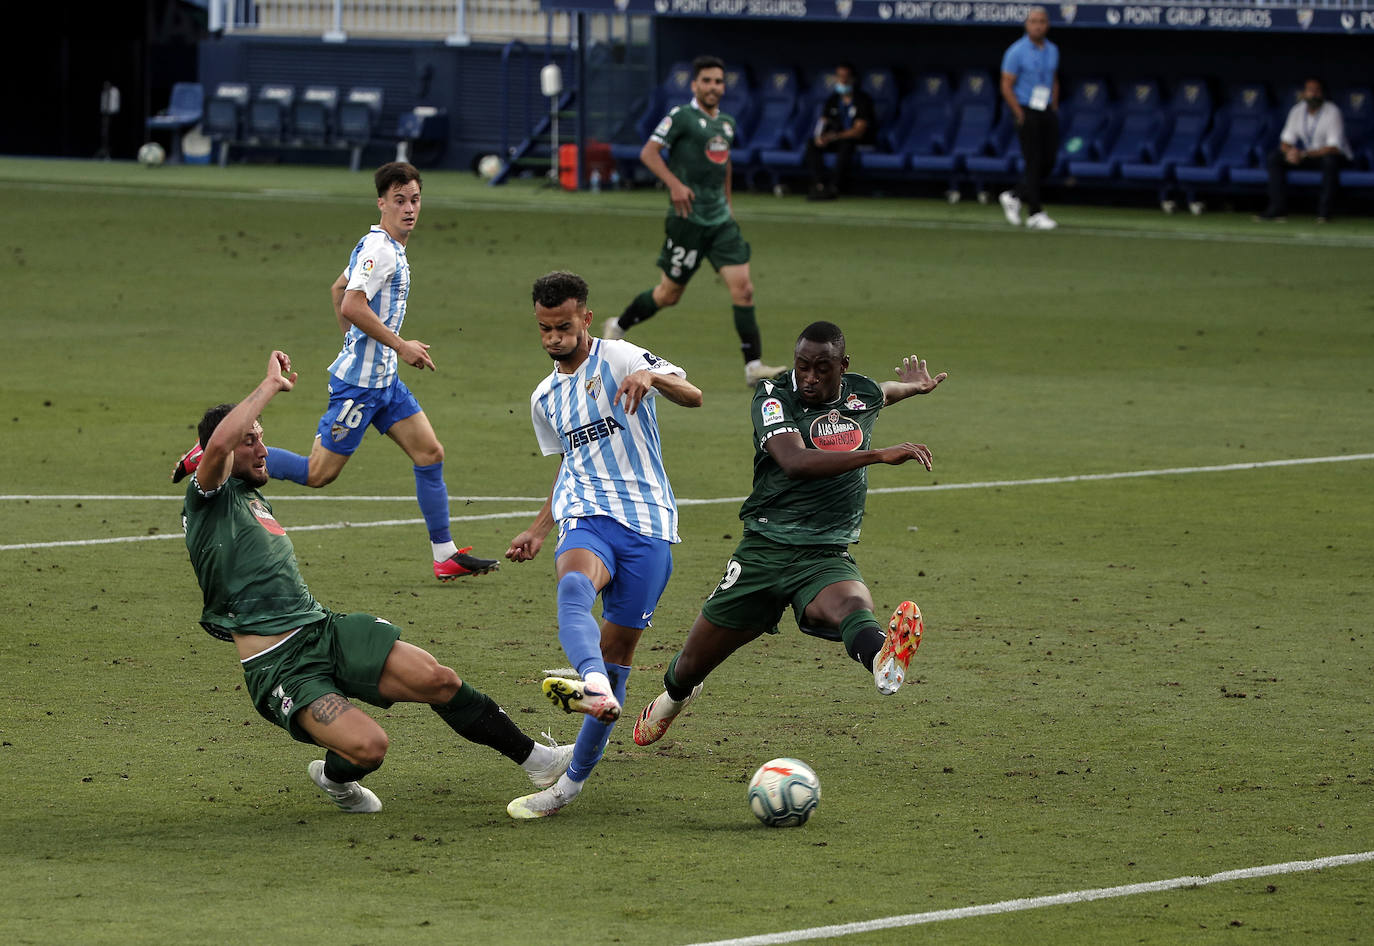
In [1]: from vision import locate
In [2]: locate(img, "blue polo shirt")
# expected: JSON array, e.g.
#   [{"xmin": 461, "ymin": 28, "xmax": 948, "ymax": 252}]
[{"xmin": 1001, "ymin": 35, "xmax": 1059, "ymax": 107}]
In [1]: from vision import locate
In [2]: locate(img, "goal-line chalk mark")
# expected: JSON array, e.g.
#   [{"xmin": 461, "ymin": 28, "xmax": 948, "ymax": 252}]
[
  {"xmin": 679, "ymin": 850, "xmax": 1374, "ymax": 946},
  {"xmin": 2, "ymin": 453, "xmax": 1370, "ymax": 552}
]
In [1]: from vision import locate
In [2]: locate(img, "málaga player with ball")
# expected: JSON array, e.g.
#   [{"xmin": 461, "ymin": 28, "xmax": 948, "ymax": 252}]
[{"xmin": 633, "ymin": 321, "xmax": 946, "ymax": 747}]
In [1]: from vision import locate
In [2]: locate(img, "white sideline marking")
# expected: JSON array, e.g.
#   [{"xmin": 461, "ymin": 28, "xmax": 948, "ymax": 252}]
[
  {"xmin": 2, "ymin": 453, "xmax": 1370, "ymax": 552},
  {"xmin": 680, "ymin": 850, "xmax": 1374, "ymax": 946}
]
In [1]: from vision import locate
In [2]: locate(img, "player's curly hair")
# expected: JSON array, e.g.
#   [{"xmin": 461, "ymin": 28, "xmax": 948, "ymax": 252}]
[
  {"xmin": 798, "ymin": 321, "xmax": 845, "ymax": 353},
  {"xmin": 532, "ymin": 271, "xmax": 589, "ymax": 309}
]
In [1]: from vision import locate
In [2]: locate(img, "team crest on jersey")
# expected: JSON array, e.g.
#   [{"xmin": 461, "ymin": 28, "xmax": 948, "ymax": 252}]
[
  {"xmin": 706, "ymin": 135, "xmax": 730, "ymax": 164},
  {"xmin": 810, "ymin": 409, "xmax": 863, "ymax": 451},
  {"xmin": 761, "ymin": 397, "xmax": 784, "ymax": 426},
  {"xmin": 248, "ymin": 498, "xmax": 287, "ymax": 535},
  {"xmin": 844, "ymin": 393, "xmax": 867, "ymax": 411},
  {"xmin": 585, "ymin": 374, "xmax": 603, "ymax": 399},
  {"xmin": 330, "ymin": 422, "xmax": 350, "ymax": 442},
  {"xmin": 722, "ymin": 121, "xmax": 733, "ymax": 137}
]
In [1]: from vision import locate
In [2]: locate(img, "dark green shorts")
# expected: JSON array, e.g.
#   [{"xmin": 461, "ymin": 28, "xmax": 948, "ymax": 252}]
[
  {"xmin": 699, "ymin": 531, "xmax": 863, "ymax": 635},
  {"xmin": 656, "ymin": 215, "xmax": 751, "ymax": 285},
  {"xmin": 240, "ymin": 610, "xmax": 401, "ymax": 744}
]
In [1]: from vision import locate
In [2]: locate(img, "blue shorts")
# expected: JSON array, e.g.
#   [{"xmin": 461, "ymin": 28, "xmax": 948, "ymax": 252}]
[
  {"xmin": 315, "ymin": 376, "xmax": 423, "ymax": 456},
  {"xmin": 556, "ymin": 516, "xmax": 673, "ymax": 630}
]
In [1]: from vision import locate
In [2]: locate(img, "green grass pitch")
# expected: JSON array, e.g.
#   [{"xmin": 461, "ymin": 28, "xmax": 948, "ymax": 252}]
[{"xmin": 1, "ymin": 158, "xmax": 1371, "ymax": 945}]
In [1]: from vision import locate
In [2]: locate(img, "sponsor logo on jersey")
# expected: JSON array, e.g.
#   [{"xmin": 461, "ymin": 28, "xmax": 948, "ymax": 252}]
[
  {"xmin": 844, "ymin": 393, "xmax": 867, "ymax": 411},
  {"xmin": 565, "ymin": 415, "xmax": 626, "ymax": 449},
  {"xmin": 706, "ymin": 135, "xmax": 730, "ymax": 165},
  {"xmin": 642, "ymin": 352, "xmax": 668, "ymax": 369},
  {"xmin": 359, "ymin": 257, "xmax": 375, "ymax": 278},
  {"xmin": 654, "ymin": 115, "xmax": 672, "ymax": 137},
  {"xmin": 585, "ymin": 374, "xmax": 603, "ymax": 399},
  {"xmin": 809, "ymin": 409, "xmax": 863, "ymax": 451},
  {"xmin": 761, "ymin": 397, "xmax": 785, "ymax": 426},
  {"xmin": 248, "ymin": 498, "xmax": 287, "ymax": 535}
]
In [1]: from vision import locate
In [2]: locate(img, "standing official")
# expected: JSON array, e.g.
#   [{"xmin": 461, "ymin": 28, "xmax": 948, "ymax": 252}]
[{"xmin": 998, "ymin": 7, "xmax": 1060, "ymax": 231}]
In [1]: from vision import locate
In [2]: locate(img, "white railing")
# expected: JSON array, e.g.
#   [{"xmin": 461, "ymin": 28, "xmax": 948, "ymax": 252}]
[{"xmin": 207, "ymin": 0, "xmax": 573, "ymax": 44}]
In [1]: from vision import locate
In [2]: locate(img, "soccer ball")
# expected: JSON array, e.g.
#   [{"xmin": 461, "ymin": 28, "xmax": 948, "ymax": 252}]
[
  {"xmin": 477, "ymin": 153, "xmax": 502, "ymax": 180},
  {"xmin": 747, "ymin": 757, "xmax": 820, "ymax": 827},
  {"xmin": 137, "ymin": 141, "xmax": 166, "ymax": 167}
]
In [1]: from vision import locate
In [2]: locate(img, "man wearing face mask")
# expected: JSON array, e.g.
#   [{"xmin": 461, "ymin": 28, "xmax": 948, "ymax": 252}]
[
  {"xmin": 1258, "ymin": 78, "xmax": 1352, "ymax": 223},
  {"xmin": 804, "ymin": 63, "xmax": 876, "ymax": 201}
]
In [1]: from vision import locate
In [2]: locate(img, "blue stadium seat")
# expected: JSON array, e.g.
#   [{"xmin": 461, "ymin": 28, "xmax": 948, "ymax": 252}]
[
  {"xmin": 861, "ymin": 67, "xmax": 900, "ymax": 133},
  {"xmin": 1068, "ymin": 79, "xmax": 1165, "ymax": 180},
  {"xmin": 1120, "ymin": 78, "xmax": 1212, "ymax": 202},
  {"xmin": 146, "ymin": 82, "xmax": 204, "ymax": 161},
  {"xmin": 909, "ymin": 70, "xmax": 997, "ymax": 186},
  {"xmin": 337, "ymin": 87, "xmax": 384, "ymax": 171},
  {"xmin": 247, "ymin": 84, "xmax": 295, "ymax": 145},
  {"xmin": 720, "ymin": 65, "xmax": 758, "ymax": 164},
  {"xmin": 204, "ymin": 82, "xmax": 249, "ymax": 167},
  {"xmin": 292, "ymin": 86, "xmax": 338, "ymax": 147},
  {"xmin": 861, "ymin": 73, "xmax": 953, "ymax": 173},
  {"xmin": 609, "ymin": 61, "xmax": 693, "ymax": 168},
  {"xmin": 963, "ymin": 109, "xmax": 1021, "ymax": 193},
  {"xmin": 1056, "ymin": 78, "xmax": 1112, "ymax": 168},
  {"xmin": 1175, "ymin": 83, "xmax": 1270, "ymax": 198},
  {"xmin": 1337, "ymin": 87, "xmax": 1374, "ymax": 188}
]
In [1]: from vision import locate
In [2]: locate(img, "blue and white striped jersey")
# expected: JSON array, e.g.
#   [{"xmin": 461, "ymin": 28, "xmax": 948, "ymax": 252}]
[
  {"xmin": 328, "ymin": 226, "xmax": 409, "ymax": 388},
  {"xmin": 530, "ymin": 338, "xmax": 685, "ymax": 543}
]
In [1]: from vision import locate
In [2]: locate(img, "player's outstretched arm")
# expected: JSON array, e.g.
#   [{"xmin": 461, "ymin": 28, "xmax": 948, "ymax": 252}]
[
  {"xmin": 197, "ymin": 351, "xmax": 298, "ymax": 491},
  {"xmin": 613, "ymin": 369, "xmax": 703, "ymax": 415},
  {"xmin": 766, "ymin": 432, "xmax": 932, "ymax": 480},
  {"xmin": 880, "ymin": 354, "xmax": 948, "ymax": 406}
]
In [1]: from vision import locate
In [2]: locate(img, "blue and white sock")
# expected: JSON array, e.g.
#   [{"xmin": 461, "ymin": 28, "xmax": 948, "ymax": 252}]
[{"xmin": 566, "ymin": 661, "xmax": 630, "ymax": 783}]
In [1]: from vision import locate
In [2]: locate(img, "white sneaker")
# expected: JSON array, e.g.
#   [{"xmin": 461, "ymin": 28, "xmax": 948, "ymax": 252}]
[
  {"xmin": 601, "ymin": 316, "xmax": 625, "ymax": 340},
  {"xmin": 525, "ymin": 741, "xmax": 575, "ymax": 789},
  {"xmin": 1025, "ymin": 211, "xmax": 1058, "ymax": 231},
  {"xmin": 745, "ymin": 361, "xmax": 787, "ymax": 386},
  {"xmin": 307, "ymin": 759, "xmax": 382, "ymax": 813},
  {"xmin": 507, "ymin": 782, "xmax": 573, "ymax": 819},
  {"xmin": 542, "ymin": 676, "xmax": 621, "ymax": 722},
  {"xmin": 998, "ymin": 190, "xmax": 1022, "ymax": 226},
  {"xmin": 632, "ymin": 683, "xmax": 704, "ymax": 746}
]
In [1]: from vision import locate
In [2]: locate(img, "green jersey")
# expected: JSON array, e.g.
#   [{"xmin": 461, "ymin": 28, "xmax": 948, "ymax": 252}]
[
  {"xmin": 650, "ymin": 99, "xmax": 737, "ymax": 226},
  {"xmin": 183, "ymin": 476, "xmax": 324, "ymax": 639},
  {"xmin": 740, "ymin": 372, "xmax": 885, "ymax": 547}
]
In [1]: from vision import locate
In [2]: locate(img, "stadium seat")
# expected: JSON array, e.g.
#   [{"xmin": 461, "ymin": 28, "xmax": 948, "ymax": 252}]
[
  {"xmin": 908, "ymin": 70, "xmax": 997, "ymax": 187},
  {"xmin": 609, "ymin": 61, "xmax": 693, "ymax": 169},
  {"xmin": 247, "ymin": 84, "xmax": 295, "ymax": 145},
  {"xmin": 739, "ymin": 67, "xmax": 800, "ymax": 189},
  {"xmin": 1337, "ymin": 87, "xmax": 1374, "ymax": 188},
  {"xmin": 292, "ymin": 86, "xmax": 338, "ymax": 147},
  {"xmin": 861, "ymin": 73, "xmax": 953, "ymax": 174},
  {"xmin": 1056, "ymin": 78, "xmax": 1112, "ymax": 168},
  {"xmin": 145, "ymin": 82, "xmax": 204, "ymax": 161},
  {"xmin": 963, "ymin": 109, "xmax": 1021, "ymax": 194},
  {"xmin": 861, "ymin": 67, "xmax": 900, "ymax": 133},
  {"xmin": 1120, "ymin": 79, "xmax": 1213, "ymax": 205},
  {"xmin": 1068, "ymin": 80, "xmax": 1165, "ymax": 180},
  {"xmin": 1175, "ymin": 83, "xmax": 1270, "ymax": 202},
  {"xmin": 720, "ymin": 65, "xmax": 759, "ymax": 164},
  {"xmin": 337, "ymin": 87, "xmax": 384, "ymax": 171},
  {"xmin": 204, "ymin": 82, "xmax": 249, "ymax": 167}
]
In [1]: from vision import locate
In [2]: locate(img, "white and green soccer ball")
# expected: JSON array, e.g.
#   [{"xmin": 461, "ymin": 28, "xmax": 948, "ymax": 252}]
[
  {"xmin": 137, "ymin": 141, "xmax": 166, "ymax": 167},
  {"xmin": 748, "ymin": 757, "xmax": 820, "ymax": 827}
]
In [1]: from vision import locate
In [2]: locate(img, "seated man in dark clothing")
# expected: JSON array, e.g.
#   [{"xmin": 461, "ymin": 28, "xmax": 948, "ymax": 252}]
[{"xmin": 804, "ymin": 63, "xmax": 876, "ymax": 201}]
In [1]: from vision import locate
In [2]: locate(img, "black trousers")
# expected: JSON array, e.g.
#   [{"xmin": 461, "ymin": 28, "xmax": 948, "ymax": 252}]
[
  {"xmin": 805, "ymin": 139, "xmax": 859, "ymax": 193},
  {"xmin": 1266, "ymin": 149, "xmax": 1343, "ymax": 218},
  {"xmin": 1013, "ymin": 109, "xmax": 1059, "ymax": 215}
]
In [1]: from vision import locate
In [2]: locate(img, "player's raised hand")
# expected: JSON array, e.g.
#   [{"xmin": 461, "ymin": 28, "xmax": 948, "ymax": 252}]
[
  {"xmin": 268, "ymin": 350, "xmax": 297, "ymax": 392},
  {"xmin": 613, "ymin": 370, "xmax": 655, "ymax": 415},
  {"xmin": 877, "ymin": 442, "xmax": 934, "ymax": 471},
  {"xmin": 893, "ymin": 355, "xmax": 947, "ymax": 393},
  {"xmin": 399, "ymin": 338, "xmax": 436, "ymax": 371},
  {"xmin": 669, "ymin": 181, "xmax": 695, "ymax": 218},
  {"xmin": 505, "ymin": 530, "xmax": 544, "ymax": 562}
]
